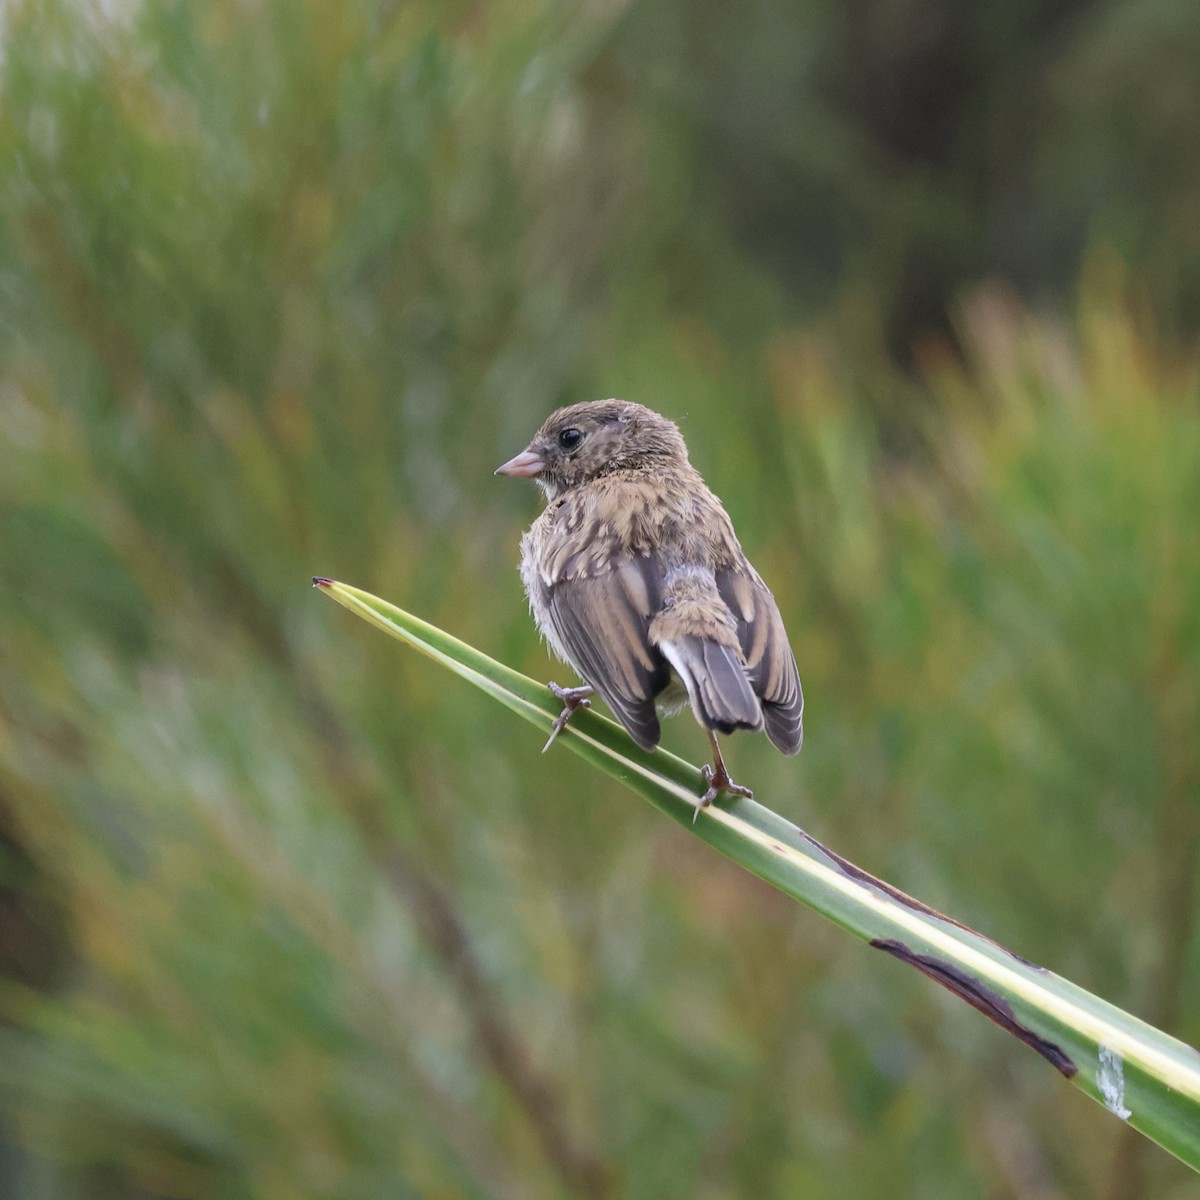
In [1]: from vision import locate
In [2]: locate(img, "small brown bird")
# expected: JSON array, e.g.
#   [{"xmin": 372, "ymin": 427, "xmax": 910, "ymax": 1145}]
[{"xmin": 496, "ymin": 399, "xmax": 802, "ymax": 818}]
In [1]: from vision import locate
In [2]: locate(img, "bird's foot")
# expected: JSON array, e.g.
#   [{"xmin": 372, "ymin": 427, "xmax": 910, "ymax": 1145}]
[
  {"xmin": 542, "ymin": 683, "xmax": 595, "ymax": 753},
  {"xmin": 695, "ymin": 762, "xmax": 753, "ymax": 824}
]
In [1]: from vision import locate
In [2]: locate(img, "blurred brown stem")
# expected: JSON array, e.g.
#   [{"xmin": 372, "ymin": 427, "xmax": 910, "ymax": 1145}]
[
  {"xmin": 216, "ymin": 562, "xmax": 613, "ymax": 1199},
  {"xmin": 390, "ymin": 856, "xmax": 614, "ymax": 1200}
]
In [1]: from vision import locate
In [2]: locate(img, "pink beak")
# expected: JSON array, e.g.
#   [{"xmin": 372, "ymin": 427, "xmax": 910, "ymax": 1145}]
[{"xmin": 494, "ymin": 448, "xmax": 545, "ymax": 478}]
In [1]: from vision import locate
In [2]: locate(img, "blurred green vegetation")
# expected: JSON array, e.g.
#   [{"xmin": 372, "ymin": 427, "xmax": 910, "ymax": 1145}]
[{"xmin": 0, "ymin": 1, "xmax": 1198, "ymax": 1197}]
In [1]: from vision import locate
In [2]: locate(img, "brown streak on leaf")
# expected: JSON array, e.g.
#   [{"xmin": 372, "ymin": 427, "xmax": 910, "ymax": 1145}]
[
  {"xmin": 870, "ymin": 938, "xmax": 1077, "ymax": 1078},
  {"xmin": 801, "ymin": 831, "xmax": 1045, "ymax": 971}
]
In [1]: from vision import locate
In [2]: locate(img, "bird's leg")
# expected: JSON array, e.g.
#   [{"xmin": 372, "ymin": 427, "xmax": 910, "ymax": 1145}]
[
  {"xmin": 542, "ymin": 682, "xmax": 595, "ymax": 753},
  {"xmin": 696, "ymin": 730, "xmax": 753, "ymax": 823}
]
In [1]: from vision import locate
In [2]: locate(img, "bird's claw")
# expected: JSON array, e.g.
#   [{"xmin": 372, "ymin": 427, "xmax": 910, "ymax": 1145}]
[
  {"xmin": 542, "ymin": 682, "xmax": 594, "ymax": 753},
  {"xmin": 694, "ymin": 763, "xmax": 753, "ymax": 824}
]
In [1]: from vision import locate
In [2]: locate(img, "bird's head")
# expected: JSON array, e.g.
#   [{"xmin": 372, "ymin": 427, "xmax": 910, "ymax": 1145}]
[{"xmin": 495, "ymin": 400, "xmax": 688, "ymax": 500}]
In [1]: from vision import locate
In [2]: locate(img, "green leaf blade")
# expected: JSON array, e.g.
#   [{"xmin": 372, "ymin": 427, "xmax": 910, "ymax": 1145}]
[{"xmin": 316, "ymin": 578, "xmax": 1200, "ymax": 1172}]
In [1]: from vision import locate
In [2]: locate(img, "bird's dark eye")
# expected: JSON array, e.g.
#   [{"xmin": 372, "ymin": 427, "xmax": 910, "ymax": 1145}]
[{"xmin": 557, "ymin": 427, "xmax": 584, "ymax": 451}]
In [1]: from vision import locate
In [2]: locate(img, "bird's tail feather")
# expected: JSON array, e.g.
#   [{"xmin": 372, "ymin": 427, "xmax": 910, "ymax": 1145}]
[
  {"xmin": 658, "ymin": 638, "xmax": 762, "ymax": 734},
  {"xmin": 762, "ymin": 694, "xmax": 803, "ymax": 755}
]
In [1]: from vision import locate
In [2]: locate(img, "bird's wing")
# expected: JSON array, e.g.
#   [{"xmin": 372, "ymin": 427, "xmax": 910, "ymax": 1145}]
[
  {"xmin": 715, "ymin": 565, "xmax": 804, "ymax": 754},
  {"xmin": 540, "ymin": 557, "xmax": 670, "ymax": 751}
]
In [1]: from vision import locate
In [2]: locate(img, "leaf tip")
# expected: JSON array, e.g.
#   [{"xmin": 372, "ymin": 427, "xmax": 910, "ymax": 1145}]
[{"xmin": 312, "ymin": 576, "xmax": 334, "ymax": 588}]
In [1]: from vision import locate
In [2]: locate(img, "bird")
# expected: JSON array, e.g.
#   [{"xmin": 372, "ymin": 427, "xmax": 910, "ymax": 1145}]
[{"xmin": 495, "ymin": 399, "xmax": 803, "ymax": 821}]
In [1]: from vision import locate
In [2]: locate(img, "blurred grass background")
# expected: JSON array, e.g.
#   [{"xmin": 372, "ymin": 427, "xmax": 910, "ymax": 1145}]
[{"xmin": 1, "ymin": 0, "xmax": 1198, "ymax": 1196}]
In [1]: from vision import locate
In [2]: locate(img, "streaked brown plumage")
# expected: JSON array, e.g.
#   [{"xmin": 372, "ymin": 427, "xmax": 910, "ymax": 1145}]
[{"xmin": 496, "ymin": 399, "xmax": 802, "ymax": 817}]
